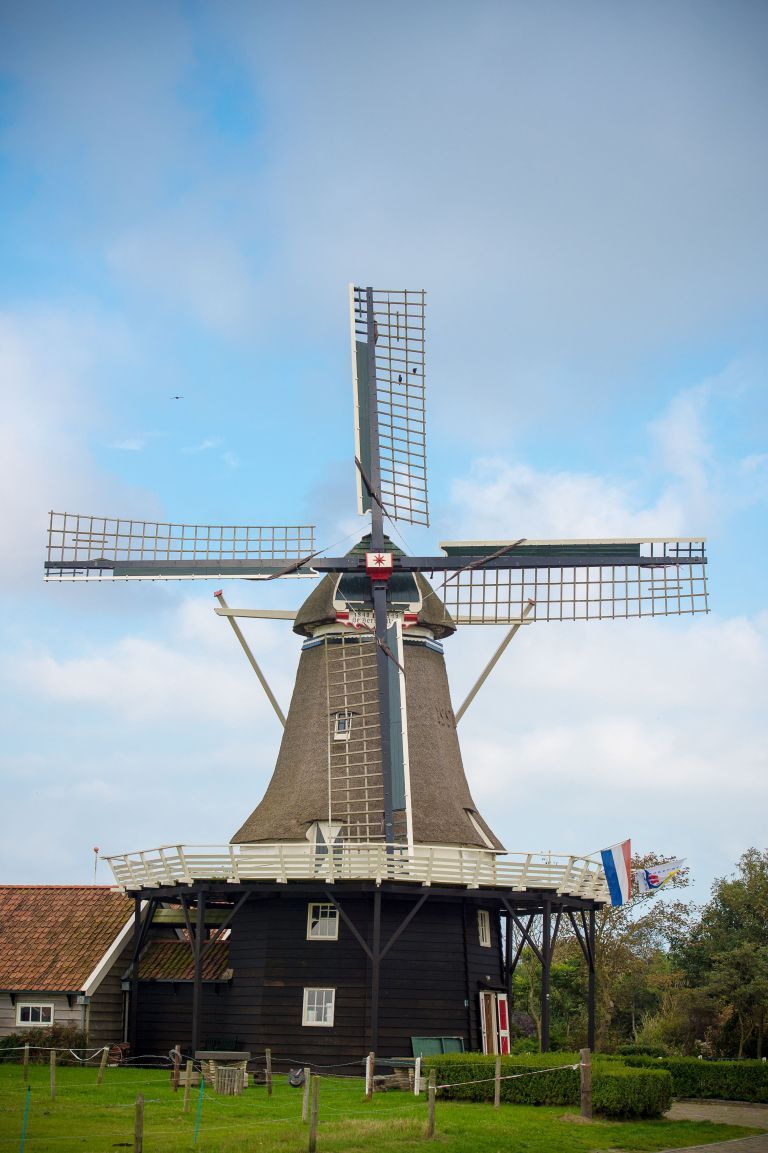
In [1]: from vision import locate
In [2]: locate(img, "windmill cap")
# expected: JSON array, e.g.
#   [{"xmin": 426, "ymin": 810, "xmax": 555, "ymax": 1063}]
[{"xmin": 293, "ymin": 535, "xmax": 456, "ymax": 640}]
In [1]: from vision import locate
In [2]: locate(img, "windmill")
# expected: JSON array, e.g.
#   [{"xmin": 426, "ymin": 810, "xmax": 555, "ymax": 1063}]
[{"xmin": 45, "ymin": 285, "xmax": 708, "ymax": 1062}]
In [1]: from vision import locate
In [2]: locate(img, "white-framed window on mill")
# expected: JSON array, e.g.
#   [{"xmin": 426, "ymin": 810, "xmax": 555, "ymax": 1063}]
[
  {"xmin": 333, "ymin": 711, "xmax": 353, "ymax": 741},
  {"xmin": 302, "ymin": 987, "xmax": 335, "ymax": 1027},
  {"xmin": 16, "ymin": 1003, "xmax": 54, "ymax": 1026},
  {"xmin": 307, "ymin": 902, "xmax": 339, "ymax": 941},
  {"xmin": 477, "ymin": 908, "xmax": 492, "ymax": 948}
]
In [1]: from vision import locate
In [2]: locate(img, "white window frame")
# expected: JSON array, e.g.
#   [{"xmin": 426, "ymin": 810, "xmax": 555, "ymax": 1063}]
[
  {"xmin": 306, "ymin": 902, "xmax": 339, "ymax": 941},
  {"xmin": 16, "ymin": 1002, "xmax": 55, "ymax": 1027},
  {"xmin": 477, "ymin": 908, "xmax": 492, "ymax": 948},
  {"xmin": 333, "ymin": 711, "xmax": 353, "ymax": 741},
  {"xmin": 302, "ymin": 987, "xmax": 336, "ymax": 1027}
]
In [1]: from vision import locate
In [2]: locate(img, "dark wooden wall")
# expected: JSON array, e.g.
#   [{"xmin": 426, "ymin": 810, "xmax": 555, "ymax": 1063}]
[{"xmin": 133, "ymin": 888, "xmax": 506, "ymax": 1064}]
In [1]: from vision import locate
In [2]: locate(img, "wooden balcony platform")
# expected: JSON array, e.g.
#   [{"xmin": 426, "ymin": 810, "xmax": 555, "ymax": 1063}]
[{"xmin": 104, "ymin": 842, "xmax": 608, "ymax": 902}]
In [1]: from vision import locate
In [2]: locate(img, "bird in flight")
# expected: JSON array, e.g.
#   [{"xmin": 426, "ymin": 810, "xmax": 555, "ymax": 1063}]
[{"xmin": 170, "ymin": 395, "xmax": 184, "ymax": 400}]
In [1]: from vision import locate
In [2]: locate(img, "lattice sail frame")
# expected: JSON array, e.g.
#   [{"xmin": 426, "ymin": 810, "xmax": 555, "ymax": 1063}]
[
  {"xmin": 351, "ymin": 285, "xmax": 428, "ymax": 527},
  {"xmin": 45, "ymin": 512, "xmax": 316, "ymax": 581},
  {"xmin": 436, "ymin": 538, "xmax": 708, "ymax": 624}
]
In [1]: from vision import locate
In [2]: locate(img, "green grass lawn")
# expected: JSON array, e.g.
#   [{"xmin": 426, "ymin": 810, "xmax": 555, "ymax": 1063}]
[{"xmin": 0, "ymin": 1063, "xmax": 762, "ymax": 1153}]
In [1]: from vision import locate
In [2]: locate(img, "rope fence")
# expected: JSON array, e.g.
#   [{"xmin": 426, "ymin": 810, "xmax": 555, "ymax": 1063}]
[{"xmin": 0, "ymin": 1045, "xmax": 596, "ymax": 1149}]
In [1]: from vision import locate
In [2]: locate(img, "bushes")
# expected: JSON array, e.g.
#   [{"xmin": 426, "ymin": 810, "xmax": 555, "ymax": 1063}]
[
  {"xmin": 421, "ymin": 1052, "xmax": 672, "ymax": 1118},
  {"xmin": 617, "ymin": 1043, "xmax": 669, "ymax": 1058},
  {"xmin": 593, "ymin": 1064, "xmax": 672, "ymax": 1118},
  {"xmin": 0, "ymin": 1024, "xmax": 89, "ymax": 1064},
  {"xmin": 622, "ymin": 1055, "xmax": 768, "ymax": 1102}
]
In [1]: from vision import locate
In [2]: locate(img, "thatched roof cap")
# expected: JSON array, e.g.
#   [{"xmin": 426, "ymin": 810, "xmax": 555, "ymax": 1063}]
[{"xmin": 294, "ymin": 535, "xmax": 456, "ymax": 639}]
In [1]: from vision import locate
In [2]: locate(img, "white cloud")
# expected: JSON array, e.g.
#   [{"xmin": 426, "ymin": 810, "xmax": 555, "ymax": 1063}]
[
  {"xmin": 447, "ymin": 611, "xmax": 768, "ymax": 899},
  {"xmin": 107, "ymin": 216, "xmax": 259, "ymax": 336},
  {"xmin": 0, "ymin": 308, "xmax": 162, "ymax": 590}
]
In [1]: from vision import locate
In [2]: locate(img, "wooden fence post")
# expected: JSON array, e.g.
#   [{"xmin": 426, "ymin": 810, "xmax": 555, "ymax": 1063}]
[
  {"xmin": 172, "ymin": 1044, "xmax": 181, "ymax": 1092},
  {"xmin": 308, "ymin": 1075, "xmax": 319, "ymax": 1153},
  {"xmin": 426, "ymin": 1068, "xmax": 436, "ymax": 1139},
  {"xmin": 494, "ymin": 1053, "xmax": 501, "ymax": 1108},
  {"xmin": 580, "ymin": 1047, "xmax": 592, "ymax": 1119},
  {"xmin": 414, "ymin": 1056, "xmax": 421, "ymax": 1095},
  {"xmin": 49, "ymin": 1050, "xmax": 56, "ymax": 1101},
  {"xmin": 22, "ymin": 1044, "xmax": 29, "ymax": 1083},
  {"xmin": 96, "ymin": 1046, "xmax": 109, "ymax": 1087},
  {"xmin": 365, "ymin": 1051, "xmax": 375, "ymax": 1100},
  {"xmin": 183, "ymin": 1060, "xmax": 193, "ymax": 1113},
  {"xmin": 265, "ymin": 1047, "xmax": 273, "ymax": 1097},
  {"xmin": 134, "ymin": 1093, "xmax": 144, "ymax": 1153},
  {"xmin": 302, "ymin": 1067, "xmax": 311, "ymax": 1122}
]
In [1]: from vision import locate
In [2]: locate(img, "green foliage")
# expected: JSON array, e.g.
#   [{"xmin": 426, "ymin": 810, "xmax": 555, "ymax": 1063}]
[
  {"xmin": 421, "ymin": 1052, "xmax": 672, "ymax": 1118},
  {"xmin": 622, "ymin": 1055, "xmax": 768, "ymax": 1102},
  {"xmin": 617, "ymin": 1043, "xmax": 670, "ymax": 1057},
  {"xmin": 593, "ymin": 1064, "xmax": 672, "ymax": 1118},
  {"xmin": 0, "ymin": 1024, "xmax": 89, "ymax": 1064},
  {"xmin": 673, "ymin": 848, "xmax": 768, "ymax": 1058}
]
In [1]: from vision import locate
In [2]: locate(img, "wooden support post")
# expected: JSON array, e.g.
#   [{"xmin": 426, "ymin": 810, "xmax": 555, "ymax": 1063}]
[
  {"xmin": 308, "ymin": 1075, "xmax": 319, "ymax": 1153},
  {"xmin": 494, "ymin": 1053, "xmax": 502, "ymax": 1109},
  {"xmin": 172, "ymin": 1044, "xmax": 181, "ymax": 1092},
  {"xmin": 96, "ymin": 1046, "xmax": 109, "ymax": 1087},
  {"xmin": 183, "ymin": 1060, "xmax": 193, "ymax": 1113},
  {"xmin": 49, "ymin": 1049, "xmax": 56, "ymax": 1100},
  {"xmin": 580, "ymin": 1048, "xmax": 592, "ymax": 1119},
  {"xmin": 426, "ymin": 1069, "xmax": 436, "ymax": 1139},
  {"xmin": 587, "ymin": 908, "xmax": 596, "ymax": 1052},
  {"xmin": 191, "ymin": 892, "xmax": 206, "ymax": 1056},
  {"xmin": 128, "ymin": 895, "xmax": 142, "ymax": 1054},
  {"xmin": 22, "ymin": 1043, "xmax": 29, "ymax": 1082},
  {"xmin": 414, "ymin": 1056, "xmax": 421, "ymax": 1095},
  {"xmin": 265, "ymin": 1047, "xmax": 273, "ymax": 1096},
  {"xmin": 365, "ymin": 1051, "xmax": 375, "ymax": 1100},
  {"xmin": 370, "ymin": 889, "xmax": 382, "ymax": 1056},
  {"xmin": 302, "ymin": 1067, "xmax": 311, "ymax": 1122},
  {"xmin": 134, "ymin": 1093, "xmax": 144, "ymax": 1153},
  {"xmin": 540, "ymin": 900, "xmax": 552, "ymax": 1053}
]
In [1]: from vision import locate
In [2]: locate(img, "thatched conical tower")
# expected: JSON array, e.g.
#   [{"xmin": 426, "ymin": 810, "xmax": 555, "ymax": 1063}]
[{"xmin": 231, "ymin": 537, "xmax": 503, "ymax": 852}]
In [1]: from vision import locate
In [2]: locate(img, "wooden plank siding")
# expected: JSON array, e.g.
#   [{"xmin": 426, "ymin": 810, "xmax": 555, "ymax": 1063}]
[
  {"xmin": 0, "ymin": 994, "xmax": 83, "ymax": 1036},
  {"xmin": 131, "ymin": 889, "xmax": 506, "ymax": 1064},
  {"xmin": 86, "ymin": 939, "xmax": 134, "ymax": 1048}
]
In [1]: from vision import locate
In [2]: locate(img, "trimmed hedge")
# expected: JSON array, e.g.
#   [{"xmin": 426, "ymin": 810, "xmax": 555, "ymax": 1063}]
[
  {"xmin": 0, "ymin": 1025, "xmax": 89, "ymax": 1064},
  {"xmin": 421, "ymin": 1053, "xmax": 672, "ymax": 1118},
  {"xmin": 622, "ymin": 1055, "xmax": 768, "ymax": 1102}
]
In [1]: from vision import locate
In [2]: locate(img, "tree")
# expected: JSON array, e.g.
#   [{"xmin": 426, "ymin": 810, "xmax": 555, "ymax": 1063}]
[{"xmin": 675, "ymin": 848, "xmax": 768, "ymax": 1058}]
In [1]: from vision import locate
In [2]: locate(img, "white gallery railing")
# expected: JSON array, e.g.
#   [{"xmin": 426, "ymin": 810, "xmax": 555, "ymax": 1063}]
[{"xmin": 104, "ymin": 842, "xmax": 608, "ymax": 901}]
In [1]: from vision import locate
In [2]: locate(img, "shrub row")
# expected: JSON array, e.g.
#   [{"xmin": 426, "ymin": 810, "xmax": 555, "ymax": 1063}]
[
  {"xmin": 622, "ymin": 1055, "xmax": 768, "ymax": 1102},
  {"xmin": 421, "ymin": 1053, "xmax": 672, "ymax": 1118},
  {"xmin": 0, "ymin": 1025, "xmax": 89, "ymax": 1064}
]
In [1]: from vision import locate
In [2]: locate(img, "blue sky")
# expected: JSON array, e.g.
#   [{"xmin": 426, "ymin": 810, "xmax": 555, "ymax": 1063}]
[{"xmin": 0, "ymin": 1, "xmax": 766, "ymax": 904}]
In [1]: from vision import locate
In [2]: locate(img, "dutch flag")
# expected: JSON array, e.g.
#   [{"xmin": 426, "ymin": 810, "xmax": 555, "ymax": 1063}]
[{"xmin": 601, "ymin": 840, "xmax": 632, "ymax": 906}]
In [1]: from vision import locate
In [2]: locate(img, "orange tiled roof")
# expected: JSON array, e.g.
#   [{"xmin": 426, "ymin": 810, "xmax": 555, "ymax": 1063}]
[
  {"xmin": 137, "ymin": 940, "xmax": 231, "ymax": 981},
  {"xmin": 0, "ymin": 886, "xmax": 134, "ymax": 992}
]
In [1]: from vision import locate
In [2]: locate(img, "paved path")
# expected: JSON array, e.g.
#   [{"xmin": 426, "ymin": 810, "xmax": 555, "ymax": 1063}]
[{"xmin": 660, "ymin": 1100, "xmax": 768, "ymax": 1153}]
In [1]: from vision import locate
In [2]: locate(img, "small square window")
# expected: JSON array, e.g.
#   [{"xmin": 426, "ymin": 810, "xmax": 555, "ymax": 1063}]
[
  {"xmin": 333, "ymin": 712, "xmax": 353, "ymax": 741},
  {"xmin": 17, "ymin": 1003, "xmax": 54, "ymax": 1026},
  {"xmin": 307, "ymin": 902, "xmax": 339, "ymax": 941},
  {"xmin": 302, "ymin": 987, "xmax": 335, "ymax": 1027},
  {"xmin": 477, "ymin": 909, "xmax": 491, "ymax": 948}
]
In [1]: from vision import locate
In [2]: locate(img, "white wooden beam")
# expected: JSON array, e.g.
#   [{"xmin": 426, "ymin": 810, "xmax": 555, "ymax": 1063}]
[
  {"xmin": 214, "ymin": 592, "xmax": 287, "ymax": 726},
  {"xmin": 455, "ymin": 600, "xmax": 535, "ymax": 725}
]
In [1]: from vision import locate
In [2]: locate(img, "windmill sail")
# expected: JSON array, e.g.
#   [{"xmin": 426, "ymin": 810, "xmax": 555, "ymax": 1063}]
[
  {"xmin": 436, "ymin": 538, "xmax": 708, "ymax": 624},
  {"xmin": 45, "ymin": 511, "xmax": 317, "ymax": 581},
  {"xmin": 350, "ymin": 285, "xmax": 428, "ymax": 527}
]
